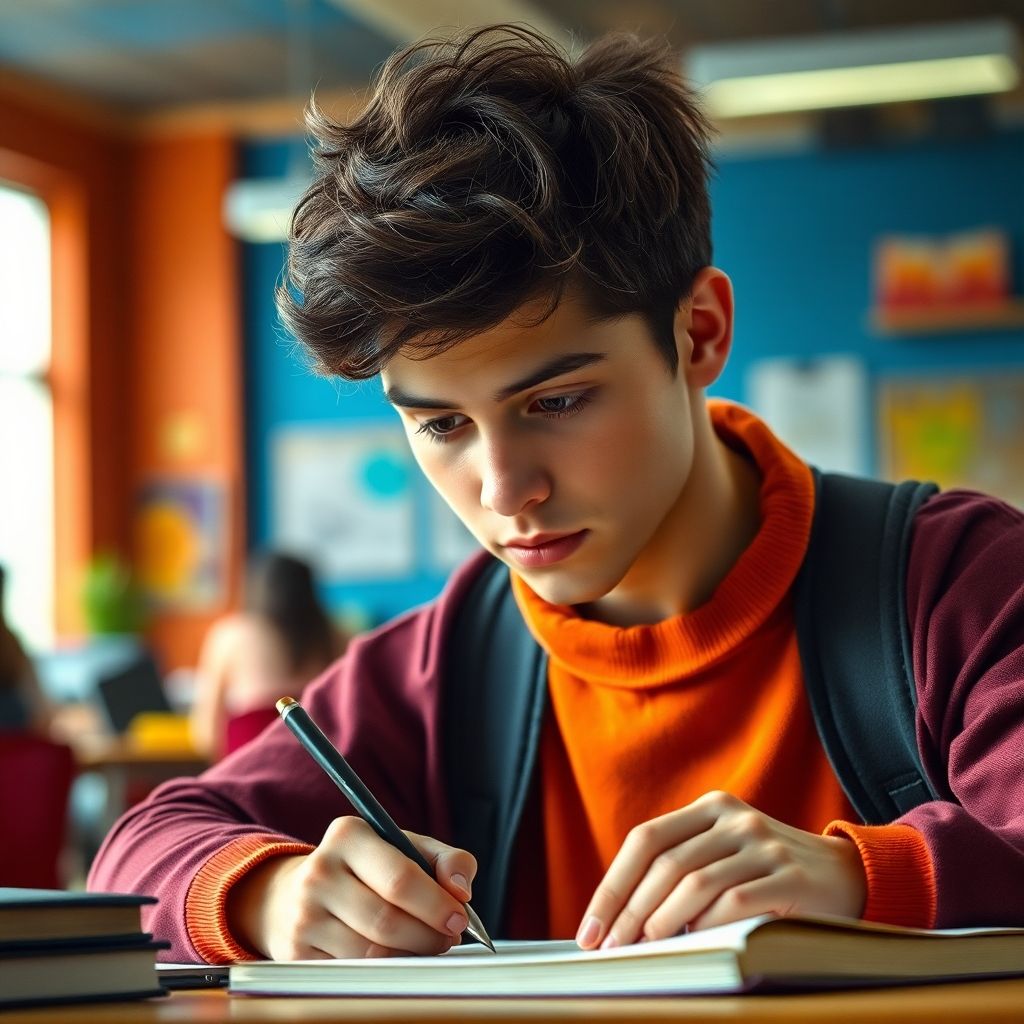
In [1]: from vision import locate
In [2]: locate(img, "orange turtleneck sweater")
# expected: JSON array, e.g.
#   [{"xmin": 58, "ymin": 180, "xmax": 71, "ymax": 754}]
[{"xmin": 511, "ymin": 401, "xmax": 936, "ymax": 938}]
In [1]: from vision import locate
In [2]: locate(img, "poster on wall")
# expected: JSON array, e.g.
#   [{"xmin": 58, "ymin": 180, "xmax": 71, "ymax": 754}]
[
  {"xmin": 879, "ymin": 373, "xmax": 1024, "ymax": 508},
  {"xmin": 273, "ymin": 424, "xmax": 415, "ymax": 581},
  {"xmin": 136, "ymin": 477, "xmax": 227, "ymax": 610},
  {"xmin": 745, "ymin": 355, "xmax": 870, "ymax": 476}
]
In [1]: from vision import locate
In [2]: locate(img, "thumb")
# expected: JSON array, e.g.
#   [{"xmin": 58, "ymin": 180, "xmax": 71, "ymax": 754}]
[{"xmin": 407, "ymin": 831, "xmax": 478, "ymax": 902}]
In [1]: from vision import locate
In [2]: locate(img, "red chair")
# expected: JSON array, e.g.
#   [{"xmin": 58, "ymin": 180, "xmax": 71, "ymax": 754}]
[
  {"xmin": 224, "ymin": 706, "xmax": 279, "ymax": 756},
  {"xmin": 0, "ymin": 733, "xmax": 75, "ymax": 889}
]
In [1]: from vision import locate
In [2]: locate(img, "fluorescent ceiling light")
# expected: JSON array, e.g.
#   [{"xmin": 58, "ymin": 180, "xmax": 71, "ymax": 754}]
[
  {"xmin": 708, "ymin": 55, "xmax": 1017, "ymax": 117},
  {"xmin": 686, "ymin": 19, "xmax": 1020, "ymax": 119}
]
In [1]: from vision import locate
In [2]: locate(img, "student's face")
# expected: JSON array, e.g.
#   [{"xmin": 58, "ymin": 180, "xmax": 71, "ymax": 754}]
[{"xmin": 382, "ymin": 291, "xmax": 709, "ymax": 609}]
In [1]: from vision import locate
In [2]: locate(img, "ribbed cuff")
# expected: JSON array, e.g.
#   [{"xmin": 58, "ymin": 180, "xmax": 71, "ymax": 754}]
[
  {"xmin": 824, "ymin": 821, "xmax": 936, "ymax": 928},
  {"xmin": 185, "ymin": 834, "xmax": 315, "ymax": 963}
]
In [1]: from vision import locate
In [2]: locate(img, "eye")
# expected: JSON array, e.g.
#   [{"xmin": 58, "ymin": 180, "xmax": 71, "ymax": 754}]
[
  {"xmin": 533, "ymin": 390, "xmax": 595, "ymax": 418},
  {"xmin": 414, "ymin": 413, "xmax": 467, "ymax": 444}
]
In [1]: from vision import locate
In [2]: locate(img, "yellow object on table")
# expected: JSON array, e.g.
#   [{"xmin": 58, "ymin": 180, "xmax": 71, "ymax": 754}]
[{"xmin": 126, "ymin": 712, "xmax": 197, "ymax": 754}]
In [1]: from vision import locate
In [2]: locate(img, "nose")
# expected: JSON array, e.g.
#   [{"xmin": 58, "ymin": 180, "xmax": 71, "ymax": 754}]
[{"xmin": 477, "ymin": 432, "xmax": 551, "ymax": 517}]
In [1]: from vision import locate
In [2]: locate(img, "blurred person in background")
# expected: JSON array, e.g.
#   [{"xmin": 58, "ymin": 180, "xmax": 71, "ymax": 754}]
[
  {"xmin": 189, "ymin": 552, "xmax": 343, "ymax": 759},
  {"xmin": 0, "ymin": 564, "xmax": 52, "ymax": 734}
]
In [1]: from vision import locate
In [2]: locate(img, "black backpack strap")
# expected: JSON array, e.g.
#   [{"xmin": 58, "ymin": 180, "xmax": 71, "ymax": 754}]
[
  {"xmin": 442, "ymin": 558, "xmax": 548, "ymax": 936},
  {"xmin": 794, "ymin": 470, "xmax": 940, "ymax": 824}
]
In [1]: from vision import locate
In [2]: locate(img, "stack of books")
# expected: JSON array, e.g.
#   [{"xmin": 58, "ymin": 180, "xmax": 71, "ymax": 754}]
[{"xmin": 0, "ymin": 888, "xmax": 165, "ymax": 1009}]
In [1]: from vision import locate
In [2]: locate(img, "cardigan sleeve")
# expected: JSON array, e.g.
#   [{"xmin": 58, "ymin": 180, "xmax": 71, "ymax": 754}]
[
  {"xmin": 899, "ymin": 490, "xmax": 1024, "ymax": 927},
  {"xmin": 86, "ymin": 594, "xmax": 460, "ymax": 961}
]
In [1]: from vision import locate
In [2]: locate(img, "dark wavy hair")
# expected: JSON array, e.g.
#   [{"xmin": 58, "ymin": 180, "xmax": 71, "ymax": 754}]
[
  {"xmin": 244, "ymin": 553, "xmax": 335, "ymax": 675},
  {"xmin": 277, "ymin": 24, "xmax": 714, "ymax": 380}
]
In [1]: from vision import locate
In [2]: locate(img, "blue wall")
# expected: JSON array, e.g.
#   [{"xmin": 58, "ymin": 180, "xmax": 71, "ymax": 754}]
[
  {"xmin": 241, "ymin": 144, "xmax": 458, "ymax": 625},
  {"xmin": 242, "ymin": 128, "xmax": 1024, "ymax": 622},
  {"xmin": 711, "ymin": 131, "xmax": 1024, "ymax": 402}
]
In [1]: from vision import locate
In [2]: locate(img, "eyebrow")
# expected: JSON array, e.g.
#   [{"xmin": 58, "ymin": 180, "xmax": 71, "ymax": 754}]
[{"xmin": 384, "ymin": 352, "xmax": 607, "ymax": 410}]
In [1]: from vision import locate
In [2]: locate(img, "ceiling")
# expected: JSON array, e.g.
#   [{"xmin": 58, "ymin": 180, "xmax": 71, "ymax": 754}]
[{"xmin": 0, "ymin": 0, "xmax": 1022, "ymax": 124}]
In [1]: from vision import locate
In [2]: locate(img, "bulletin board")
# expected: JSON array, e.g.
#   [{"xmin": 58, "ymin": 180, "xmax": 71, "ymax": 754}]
[
  {"xmin": 273, "ymin": 424, "xmax": 416, "ymax": 582},
  {"xmin": 878, "ymin": 374, "xmax": 1024, "ymax": 508}
]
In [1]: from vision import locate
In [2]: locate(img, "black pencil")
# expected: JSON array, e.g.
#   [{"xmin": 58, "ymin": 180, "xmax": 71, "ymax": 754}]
[{"xmin": 275, "ymin": 696, "xmax": 496, "ymax": 952}]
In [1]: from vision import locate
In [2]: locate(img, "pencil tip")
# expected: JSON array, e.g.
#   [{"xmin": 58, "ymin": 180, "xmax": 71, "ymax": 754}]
[
  {"xmin": 464, "ymin": 905, "xmax": 497, "ymax": 952},
  {"xmin": 276, "ymin": 696, "xmax": 298, "ymax": 715}
]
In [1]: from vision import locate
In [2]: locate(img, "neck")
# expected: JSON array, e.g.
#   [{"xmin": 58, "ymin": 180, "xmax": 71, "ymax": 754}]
[{"xmin": 581, "ymin": 406, "xmax": 762, "ymax": 627}]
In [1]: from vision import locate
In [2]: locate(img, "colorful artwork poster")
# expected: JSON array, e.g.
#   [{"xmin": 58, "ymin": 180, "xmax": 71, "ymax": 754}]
[
  {"xmin": 136, "ymin": 478, "xmax": 226, "ymax": 610},
  {"xmin": 273, "ymin": 425, "xmax": 415, "ymax": 581},
  {"xmin": 879, "ymin": 374, "xmax": 1024, "ymax": 509}
]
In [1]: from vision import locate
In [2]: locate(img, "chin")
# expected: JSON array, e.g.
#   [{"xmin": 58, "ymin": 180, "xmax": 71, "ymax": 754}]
[{"xmin": 522, "ymin": 567, "xmax": 621, "ymax": 609}]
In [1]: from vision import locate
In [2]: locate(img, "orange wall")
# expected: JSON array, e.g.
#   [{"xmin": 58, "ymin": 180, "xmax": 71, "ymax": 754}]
[
  {"xmin": 0, "ymin": 86, "xmax": 244, "ymax": 669},
  {"xmin": 127, "ymin": 134, "xmax": 244, "ymax": 669}
]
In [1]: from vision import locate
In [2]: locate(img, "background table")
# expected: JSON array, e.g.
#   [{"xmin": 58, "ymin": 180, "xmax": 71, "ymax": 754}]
[
  {"xmin": 73, "ymin": 734, "xmax": 208, "ymax": 832},
  {"xmin": 5, "ymin": 978, "xmax": 1024, "ymax": 1023}
]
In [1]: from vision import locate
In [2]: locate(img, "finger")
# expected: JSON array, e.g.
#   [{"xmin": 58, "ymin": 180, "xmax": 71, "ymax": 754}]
[
  {"xmin": 643, "ymin": 850, "xmax": 771, "ymax": 940},
  {"xmin": 305, "ymin": 913, "xmax": 422, "ymax": 960},
  {"xmin": 323, "ymin": 869, "xmax": 458, "ymax": 955},
  {"xmin": 407, "ymin": 831, "xmax": 478, "ymax": 902},
  {"xmin": 321, "ymin": 818, "xmax": 468, "ymax": 940},
  {"xmin": 689, "ymin": 873, "xmax": 794, "ymax": 932},
  {"xmin": 602, "ymin": 825, "xmax": 741, "ymax": 947},
  {"xmin": 577, "ymin": 793, "xmax": 730, "ymax": 949}
]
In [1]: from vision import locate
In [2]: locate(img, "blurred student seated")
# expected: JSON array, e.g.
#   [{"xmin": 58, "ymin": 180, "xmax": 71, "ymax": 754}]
[
  {"xmin": 190, "ymin": 552, "xmax": 343, "ymax": 760},
  {"xmin": 0, "ymin": 563, "xmax": 53, "ymax": 734},
  {"xmin": 0, "ymin": 564, "xmax": 74, "ymax": 887}
]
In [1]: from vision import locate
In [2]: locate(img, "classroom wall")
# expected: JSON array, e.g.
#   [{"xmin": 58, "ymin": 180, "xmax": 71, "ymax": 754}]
[
  {"xmin": 242, "ymin": 126, "xmax": 1024, "ymax": 625},
  {"xmin": 0, "ymin": 80, "xmax": 244, "ymax": 668},
  {"xmin": 242, "ymin": 141, "xmax": 454, "ymax": 624},
  {"xmin": 711, "ymin": 130, "xmax": 1024, "ymax": 400},
  {"xmin": 126, "ymin": 133, "xmax": 245, "ymax": 670}
]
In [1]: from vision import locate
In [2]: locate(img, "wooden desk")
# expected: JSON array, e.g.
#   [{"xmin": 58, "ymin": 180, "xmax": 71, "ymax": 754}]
[
  {"xmin": 5, "ymin": 978, "xmax": 1024, "ymax": 1023},
  {"xmin": 72, "ymin": 734, "xmax": 208, "ymax": 833}
]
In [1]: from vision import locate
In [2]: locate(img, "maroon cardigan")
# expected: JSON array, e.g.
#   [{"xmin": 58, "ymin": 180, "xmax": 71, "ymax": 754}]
[{"xmin": 88, "ymin": 489, "xmax": 1024, "ymax": 958}]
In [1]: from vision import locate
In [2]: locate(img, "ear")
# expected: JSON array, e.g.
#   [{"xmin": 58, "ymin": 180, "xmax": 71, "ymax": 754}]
[{"xmin": 674, "ymin": 267, "xmax": 734, "ymax": 389}]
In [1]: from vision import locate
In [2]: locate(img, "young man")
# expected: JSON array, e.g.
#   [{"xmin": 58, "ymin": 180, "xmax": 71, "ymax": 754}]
[{"xmin": 89, "ymin": 25, "xmax": 1024, "ymax": 963}]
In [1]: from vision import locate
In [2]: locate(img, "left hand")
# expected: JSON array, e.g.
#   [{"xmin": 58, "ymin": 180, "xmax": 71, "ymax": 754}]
[{"xmin": 576, "ymin": 790, "xmax": 866, "ymax": 950}]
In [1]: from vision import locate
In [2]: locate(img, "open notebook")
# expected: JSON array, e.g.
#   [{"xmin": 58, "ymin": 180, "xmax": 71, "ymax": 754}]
[{"xmin": 230, "ymin": 913, "xmax": 1024, "ymax": 997}]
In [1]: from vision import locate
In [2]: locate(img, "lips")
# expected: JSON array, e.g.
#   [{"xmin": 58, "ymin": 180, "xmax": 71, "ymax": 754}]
[
  {"xmin": 504, "ymin": 531, "xmax": 575, "ymax": 548},
  {"xmin": 501, "ymin": 529, "xmax": 588, "ymax": 568}
]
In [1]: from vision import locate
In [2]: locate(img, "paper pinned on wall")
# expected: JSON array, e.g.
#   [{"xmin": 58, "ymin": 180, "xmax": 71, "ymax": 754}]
[
  {"xmin": 272, "ymin": 425, "xmax": 416, "ymax": 581},
  {"xmin": 745, "ymin": 356, "xmax": 870, "ymax": 476}
]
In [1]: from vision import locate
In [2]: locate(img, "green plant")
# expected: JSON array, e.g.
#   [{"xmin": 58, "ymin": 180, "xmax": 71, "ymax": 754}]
[{"xmin": 81, "ymin": 552, "xmax": 146, "ymax": 634}]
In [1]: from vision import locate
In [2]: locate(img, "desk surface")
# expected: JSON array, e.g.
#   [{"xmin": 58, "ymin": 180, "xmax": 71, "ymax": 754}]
[
  {"xmin": 5, "ymin": 979, "xmax": 1024, "ymax": 1024},
  {"xmin": 53, "ymin": 703, "xmax": 208, "ymax": 772},
  {"xmin": 72, "ymin": 737, "xmax": 208, "ymax": 771}
]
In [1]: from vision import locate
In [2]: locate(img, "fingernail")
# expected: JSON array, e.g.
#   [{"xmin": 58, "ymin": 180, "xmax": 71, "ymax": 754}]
[
  {"xmin": 451, "ymin": 873, "xmax": 471, "ymax": 899},
  {"xmin": 600, "ymin": 932, "xmax": 619, "ymax": 950},
  {"xmin": 576, "ymin": 915, "xmax": 602, "ymax": 948},
  {"xmin": 446, "ymin": 912, "xmax": 468, "ymax": 937}
]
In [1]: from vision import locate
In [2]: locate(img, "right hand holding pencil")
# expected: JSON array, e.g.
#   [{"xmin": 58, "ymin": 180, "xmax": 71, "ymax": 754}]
[{"xmin": 229, "ymin": 817, "xmax": 478, "ymax": 960}]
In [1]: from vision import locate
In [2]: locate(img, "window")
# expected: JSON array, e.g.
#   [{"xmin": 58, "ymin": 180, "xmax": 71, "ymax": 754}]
[{"xmin": 0, "ymin": 183, "xmax": 53, "ymax": 649}]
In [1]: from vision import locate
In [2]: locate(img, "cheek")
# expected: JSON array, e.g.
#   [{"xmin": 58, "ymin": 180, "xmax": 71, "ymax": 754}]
[
  {"xmin": 412, "ymin": 446, "xmax": 477, "ymax": 511},
  {"xmin": 583, "ymin": 401, "xmax": 681, "ymax": 481}
]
